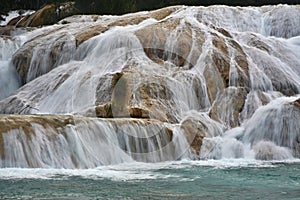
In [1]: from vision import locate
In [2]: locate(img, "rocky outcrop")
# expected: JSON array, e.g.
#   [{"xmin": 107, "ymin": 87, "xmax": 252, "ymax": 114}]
[
  {"xmin": 209, "ymin": 87, "xmax": 248, "ymax": 127},
  {"xmin": 12, "ymin": 27, "xmax": 76, "ymax": 83},
  {"xmin": 74, "ymin": 6, "xmax": 182, "ymax": 46},
  {"xmin": 95, "ymin": 67, "xmax": 178, "ymax": 123},
  {"xmin": 8, "ymin": 2, "xmax": 78, "ymax": 27},
  {"xmin": 17, "ymin": 4, "xmax": 57, "ymax": 27},
  {"xmin": 11, "ymin": 6, "xmax": 183, "ymax": 83},
  {"xmin": 180, "ymin": 113, "xmax": 223, "ymax": 155},
  {"xmin": 0, "ymin": 26, "xmax": 16, "ymax": 36},
  {"xmin": 180, "ymin": 118, "xmax": 205, "ymax": 155},
  {"xmin": 294, "ymin": 98, "xmax": 300, "ymax": 108},
  {"xmin": 135, "ymin": 18, "xmax": 205, "ymax": 68},
  {"xmin": 204, "ymin": 33, "xmax": 250, "ymax": 103}
]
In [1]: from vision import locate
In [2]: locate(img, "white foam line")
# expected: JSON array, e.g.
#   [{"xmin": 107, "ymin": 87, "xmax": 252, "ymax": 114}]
[{"xmin": 0, "ymin": 159, "xmax": 299, "ymax": 180}]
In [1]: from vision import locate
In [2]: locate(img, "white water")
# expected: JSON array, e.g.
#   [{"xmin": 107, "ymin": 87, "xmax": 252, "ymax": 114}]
[
  {"xmin": 0, "ymin": 118, "xmax": 190, "ymax": 168},
  {"xmin": 2, "ymin": 158, "xmax": 300, "ymax": 181},
  {"xmin": 0, "ymin": 10, "xmax": 35, "ymax": 26},
  {"xmin": 0, "ymin": 37, "xmax": 23, "ymax": 100},
  {"xmin": 0, "ymin": 5, "xmax": 300, "ymax": 168}
]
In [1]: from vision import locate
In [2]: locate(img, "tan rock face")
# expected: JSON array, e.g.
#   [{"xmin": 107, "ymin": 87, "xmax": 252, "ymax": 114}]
[
  {"xmin": 95, "ymin": 103, "xmax": 113, "ymax": 118},
  {"xmin": 291, "ymin": 99, "xmax": 300, "ymax": 157},
  {"xmin": 7, "ymin": 16, "xmax": 22, "ymax": 26},
  {"xmin": 135, "ymin": 18, "xmax": 205, "ymax": 68},
  {"xmin": 204, "ymin": 32, "xmax": 250, "ymax": 104},
  {"xmin": 14, "ymin": 3, "xmax": 78, "ymax": 27},
  {"xmin": 75, "ymin": 25, "xmax": 108, "ymax": 47},
  {"xmin": 0, "ymin": 26, "xmax": 16, "ymax": 36},
  {"xmin": 181, "ymin": 118, "xmax": 205, "ymax": 155},
  {"xmin": 209, "ymin": 87, "xmax": 248, "ymax": 128},
  {"xmin": 11, "ymin": 7, "xmax": 183, "ymax": 83},
  {"xmin": 75, "ymin": 6, "xmax": 182, "ymax": 46},
  {"xmin": 16, "ymin": 5, "xmax": 57, "ymax": 27},
  {"xmin": 180, "ymin": 114, "xmax": 223, "ymax": 155},
  {"xmin": 96, "ymin": 67, "xmax": 177, "ymax": 123},
  {"xmin": 293, "ymin": 98, "xmax": 300, "ymax": 108}
]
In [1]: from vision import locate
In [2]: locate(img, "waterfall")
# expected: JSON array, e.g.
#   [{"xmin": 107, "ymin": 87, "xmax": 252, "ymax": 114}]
[
  {"xmin": 0, "ymin": 5, "xmax": 300, "ymax": 168},
  {"xmin": 0, "ymin": 37, "xmax": 22, "ymax": 100},
  {"xmin": 0, "ymin": 115, "xmax": 190, "ymax": 168}
]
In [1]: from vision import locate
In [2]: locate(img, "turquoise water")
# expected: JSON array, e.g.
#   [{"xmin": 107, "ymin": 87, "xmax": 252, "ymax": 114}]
[{"xmin": 0, "ymin": 160, "xmax": 299, "ymax": 200}]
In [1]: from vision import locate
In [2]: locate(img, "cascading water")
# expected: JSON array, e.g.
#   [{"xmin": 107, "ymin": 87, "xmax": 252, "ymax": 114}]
[
  {"xmin": 0, "ymin": 4, "xmax": 300, "ymax": 170},
  {"xmin": 0, "ymin": 115, "xmax": 189, "ymax": 168},
  {"xmin": 0, "ymin": 36, "xmax": 22, "ymax": 100}
]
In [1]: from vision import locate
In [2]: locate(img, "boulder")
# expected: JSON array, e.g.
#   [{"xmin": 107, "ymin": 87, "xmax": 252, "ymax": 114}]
[
  {"xmin": 209, "ymin": 87, "xmax": 248, "ymax": 127},
  {"xmin": 180, "ymin": 113, "xmax": 223, "ymax": 155},
  {"xmin": 12, "ymin": 25, "xmax": 77, "ymax": 83},
  {"xmin": 294, "ymin": 98, "xmax": 300, "ymax": 108},
  {"xmin": 135, "ymin": 18, "xmax": 205, "ymax": 68},
  {"xmin": 204, "ymin": 33, "xmax": 250, "ymax": 103},
  {"xmin": 16, "ymin": 2, "xmax": 78, "ymax": 27},
  {"xmin": 0, "ymin": 26, "xmax": 16, "ymax": 36},
  {"xmin": 95, "ymin": 68, "xmax": 178, "ymax": 123},
  {"xmin": 181, "ymin": 117, "xmax": 205, "ymax": 155}
]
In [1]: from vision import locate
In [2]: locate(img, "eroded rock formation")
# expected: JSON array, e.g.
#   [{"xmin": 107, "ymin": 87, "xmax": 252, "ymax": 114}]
[{"xmin": 1, "ymin": 5, "xmax": 300, "ymax": 165}]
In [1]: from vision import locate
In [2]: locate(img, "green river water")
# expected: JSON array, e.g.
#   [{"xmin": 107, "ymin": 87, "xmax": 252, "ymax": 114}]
[{"xmin": 0, "ymin": 160, "xmax": 299, "ymax": 200}]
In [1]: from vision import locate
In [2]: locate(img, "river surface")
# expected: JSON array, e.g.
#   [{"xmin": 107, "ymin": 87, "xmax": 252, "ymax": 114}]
[{"xmin": 1, "ymin": 160, "xmax": 299, "ymax": 199}]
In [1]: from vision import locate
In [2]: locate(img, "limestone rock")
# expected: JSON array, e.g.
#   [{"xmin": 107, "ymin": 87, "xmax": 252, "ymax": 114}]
[
  {"xmin": 75, "ymin": 25, "xmax": 108, "ymax": 46},
  {"xmin": 209, "ymin": 87, "xmax": 248, "ymax": 128},
  {"xmin": 99, "ymin": 68, "xmax": 178, "ymax": 123},
  {"xmin": 7, "ymin": 16, "xmax": 22, "ymax": 26},
  {"xmin": 74, "ymin": 6, "xmax": 181, "ymax": 46},
  {"xmin": 16, "ymin": 2, "xmax": 78, "ymax": 27},
  {"xmin": 294, "ymin": 98, "xmax": 300, "ymax": 108},
  {"xmin": 180, "ymin": 113, "xmax": 223, "ymax": 155},
  {"xmin": 0, "ymin": 26, "xmax": 16, "ymax": 36},
  {"xmin": 149, "ymin": 6, "xmax": 181, "ymax": 21},
  {"xmin": 11, "ymin": 7, "xmax": 182, "ymax": 83},
  {"xmin": 135, "ymin": 18, "xmax": 205, "ymax": 68},
  {"xmin": 181, "ymin": 118, "xmax": 205, "ymax": 155},
  {"xmin": 12, "ymin": 25, "xmax": 76, "ymax": 83},
  {"xmin": 204, "ymin": 34, "xmax": 250, "ymax": 103}
]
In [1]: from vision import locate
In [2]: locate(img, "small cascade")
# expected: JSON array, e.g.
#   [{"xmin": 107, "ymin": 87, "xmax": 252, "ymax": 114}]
[
  {"xmin": 0, "ymin": 36, "xmax": 23, "ymax": 100},
  {"xmin": 0, "ymin": 115, "xmax": 190, "ymax": 168},
  {"xmin": 0, "ymin": 61, "xmax": 21, "ymax": 100},
  {"xmin": 242, "ymin": 96, "xmax": 300, "ymax": 157},
  {"xmin": 191, "ymin": 5, "xmax": 300, "ymax": 38},
  {"xmin": 200, "ymin": 97, "xmax": 300, "ymax": 160}
]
